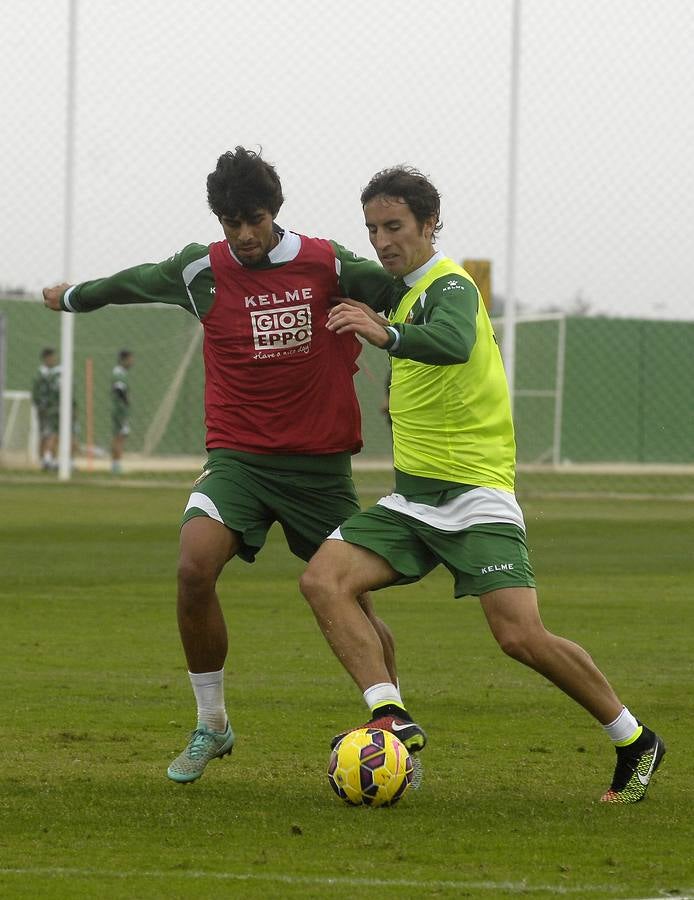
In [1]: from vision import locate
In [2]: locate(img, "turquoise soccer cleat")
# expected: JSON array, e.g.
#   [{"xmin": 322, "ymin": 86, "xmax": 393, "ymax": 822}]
[{"xmin": 167, "ymin": 722, "xmax": 235, "ymax": 783}]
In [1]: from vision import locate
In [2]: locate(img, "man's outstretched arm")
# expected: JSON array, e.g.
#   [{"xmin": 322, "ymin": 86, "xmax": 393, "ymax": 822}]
[{"xmin": 41, "ymin": 244, "xmax": 213, "ymax": 316}]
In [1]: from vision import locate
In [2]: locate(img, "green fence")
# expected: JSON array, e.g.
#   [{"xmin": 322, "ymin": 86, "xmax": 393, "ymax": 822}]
[
  {"xmin": 2, "ymin": 299, "xmax": 692, "ymax": 480},
  {"xmin": 501, "ymin": 315, "xmax": 694, "ymax": 465},
  {"xmin": 0, "ymin": 297, "xmax": 393, "ymax": 462}
]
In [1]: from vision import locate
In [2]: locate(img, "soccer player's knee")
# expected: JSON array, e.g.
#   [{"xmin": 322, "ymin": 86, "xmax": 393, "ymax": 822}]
[
  {"xmin": 299, "ymin": 561, "xmax": 331, "ymax": 605},
  {"xmin": 495, "ymin": 626, "xmax": 534, "ymax": 663},
  {"xmin": 177, "ymin": 555, "xmax": 215, "ymax": 596},
  {"xmin": 301, "ymin": 551, "xmax": 352, "ymax": 606}
]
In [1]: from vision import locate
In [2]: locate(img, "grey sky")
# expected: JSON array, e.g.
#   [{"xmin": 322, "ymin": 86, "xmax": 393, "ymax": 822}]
[{"xmin": 3, "ymin": 0, "xmax": 693, "ymax": 319}]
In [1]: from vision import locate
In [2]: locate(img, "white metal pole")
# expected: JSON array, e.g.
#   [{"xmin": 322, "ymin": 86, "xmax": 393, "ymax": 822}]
[
  {"xmin": 58, "ymin": 0, "xmax": 78, "ymax": 481},
  {"xmin": 552, "ymin": 315, "xmax": 567, "ymax": 466},
  {"xmin": 503, "ymin": 0, "xmax": 522, "ymax": 413}
]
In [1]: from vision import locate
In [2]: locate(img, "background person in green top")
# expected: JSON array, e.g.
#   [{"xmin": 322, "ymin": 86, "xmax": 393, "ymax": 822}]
[
  {"xmin": 32, "ymin": 346, "xmax": 60, "ymax": 470},
  {"xmin": 111, "ymin": 349, "xmax": 133, "ymax": 475},
  {"xmin": 31, "ymin": 347, "xmax": 80, "ymax": 470},
  {"xmin": 300, "ymin": 166, "xmax": 665, "ymax": 804}
]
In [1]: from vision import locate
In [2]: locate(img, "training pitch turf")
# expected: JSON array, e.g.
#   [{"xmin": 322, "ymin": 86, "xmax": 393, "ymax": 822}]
[{"xmin": 0, "ymin": 473, "xmax": 692, "ymax": 899}]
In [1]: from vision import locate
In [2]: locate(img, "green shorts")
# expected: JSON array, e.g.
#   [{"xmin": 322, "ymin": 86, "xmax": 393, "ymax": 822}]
[
  {"xmin": 112, "ymin": 412, "xmax": 130, "ymax": 437},
  {"xmin": 338, "ymin": 503, "xmax": 536, "ymax": 598},
  {"xmin": 181, "ymin": 449, "xmax": 361, "ymax": 563},
  {"xmin": 38, "ymin": 411, "xmax": 59, "ymax": 437}
]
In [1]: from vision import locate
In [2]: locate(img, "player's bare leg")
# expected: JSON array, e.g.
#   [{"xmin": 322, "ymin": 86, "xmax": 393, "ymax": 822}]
[
  {"xmin": 168, "ymin": 516, "xmax": 238, "ymax": 783},
  {"xmin": 480, "ymin": 586, "xmax": 623, "ymax": 722},
  {"xmin": 111, "ymin": 433, "xmax": 126, "ymax": 473},
  {"xmin": 177, "ymin": 516, "xmax": 239, "ymax": 671},
  {"xmin": 301, "ymin": 540, "xmax": 396, "ymax": 689},
  {"xmin": 359, "ymin": 593, "xmax": 398, "ymax": 686},
  {"xmin": 42, "ymin": 432, "xmax": 59, "ymax": 470},
  {"xmin": 301, "ymin": 541, "xmax": 427, "ymax": 755},
  {"xmin": 480, "ymin": 586, "xmax": 665, "ymax": 802}
]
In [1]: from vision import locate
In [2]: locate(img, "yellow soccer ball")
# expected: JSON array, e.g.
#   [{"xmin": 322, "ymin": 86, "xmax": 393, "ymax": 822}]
[{"xmin": 327, "ymin": 727, "xmax": 414, "ymax": 807}]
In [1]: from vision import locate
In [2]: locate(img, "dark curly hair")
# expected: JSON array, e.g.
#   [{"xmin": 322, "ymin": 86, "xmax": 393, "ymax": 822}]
[
  {"xmin": 207, "ymin": 146, "xmax": 284, "ymax": 220},
  {"xmin": 361, "ymin": 166, "xmax": 442, "ymax": 236}
]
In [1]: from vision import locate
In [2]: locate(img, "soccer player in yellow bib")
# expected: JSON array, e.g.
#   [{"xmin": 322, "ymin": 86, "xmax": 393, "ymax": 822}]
[{"xmin": 300, "ymin": 166, "xmax": 665, "ymax": 804}]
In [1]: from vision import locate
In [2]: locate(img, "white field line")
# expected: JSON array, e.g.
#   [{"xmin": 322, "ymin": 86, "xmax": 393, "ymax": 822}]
[{"xmin": 0, "ymin": 866, "xmax": 690, "ymax": 897}]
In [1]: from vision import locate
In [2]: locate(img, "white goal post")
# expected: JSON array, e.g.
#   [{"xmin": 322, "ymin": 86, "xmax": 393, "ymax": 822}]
[
  {"xmin": 1, "ymin": 390, "xmax": 38, "ymax": 464},
  {"xmin": 491, "ymin": 313, "xmax": 567, "ymax": 466}
]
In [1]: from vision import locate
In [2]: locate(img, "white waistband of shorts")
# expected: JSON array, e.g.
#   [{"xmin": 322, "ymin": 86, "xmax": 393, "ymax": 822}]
[{"xmin": 376, "ymin": 487, "xmax": 525, "ymax": 532}]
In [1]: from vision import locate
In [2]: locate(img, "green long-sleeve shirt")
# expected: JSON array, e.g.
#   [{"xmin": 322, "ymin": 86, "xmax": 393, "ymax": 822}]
[
  {"xmin": 61, "ymin": 239, "xmax": 396, "ymax": 318},
  {"xmin": 383, "ymin": 259, "xmax": 479, "ymax": 365}
]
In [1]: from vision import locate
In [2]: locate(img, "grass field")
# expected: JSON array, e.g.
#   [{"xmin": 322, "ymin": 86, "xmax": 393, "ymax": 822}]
[{"xmin": 1, "ymin": 471, "xmax": 692, "ymax": 900}]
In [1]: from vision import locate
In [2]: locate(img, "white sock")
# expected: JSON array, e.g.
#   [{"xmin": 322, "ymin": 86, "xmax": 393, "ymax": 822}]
[
  {"xmin": 603, "ymin": 706, "xmax": 640, "ymax": 744},
  {"xmin": 363, "ymin": 682, "xmax": 403, "ymax": 713},
  {"xmin": 189, "ymin": 668, "xmax": 227, "ymax": 732}
]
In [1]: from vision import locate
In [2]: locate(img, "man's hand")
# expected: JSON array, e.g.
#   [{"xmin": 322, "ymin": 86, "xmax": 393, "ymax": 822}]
[
  {"xmin": 42, "ymin": 283, "xmax": 72, "ymax": 311},
  {"xmin": 327, "ymin": 298, "xmax": 391, "ymax": 348}
]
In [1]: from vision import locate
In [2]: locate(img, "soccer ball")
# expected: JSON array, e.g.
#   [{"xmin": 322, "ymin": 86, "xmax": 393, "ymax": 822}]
[{"xmin": 327, "ymin": 727, "xmax": 414, "ymax": 807}]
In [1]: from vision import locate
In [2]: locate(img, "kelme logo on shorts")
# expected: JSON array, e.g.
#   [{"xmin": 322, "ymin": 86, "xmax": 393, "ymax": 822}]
[
  {"xmin": 481, "ymin": 563, "xmax": 515, "ymax": 575},
  {"xmin": 250, "ymin": 304, "xmax": 312, "ymax": 352}
]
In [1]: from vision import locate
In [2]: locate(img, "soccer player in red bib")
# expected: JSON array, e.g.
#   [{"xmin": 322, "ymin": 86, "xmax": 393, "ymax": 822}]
[{"xmin": 42, "ymin": 147, "xmax": 404, "ymax": 783}]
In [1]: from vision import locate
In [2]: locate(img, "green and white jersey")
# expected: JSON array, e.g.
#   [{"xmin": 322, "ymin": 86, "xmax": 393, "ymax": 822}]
[
  {"xmin": 111, "ymin": 364, "xmax": 130, "ymax": 414},
  {"xmin": 32, "ymin": 364, "xmax": 61, "ymax": 416},
  {"xmin": 384, "ymin": 251, "xmax": 516, "ymax": 495}
]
